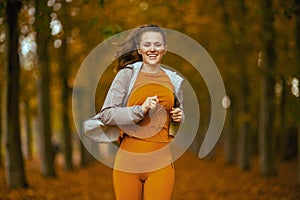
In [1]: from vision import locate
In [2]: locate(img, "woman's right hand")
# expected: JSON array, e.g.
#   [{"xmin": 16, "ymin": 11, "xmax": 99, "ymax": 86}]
[{"xmin": 141, "ymin": 95, "xmax": 159, "ymax": 113}]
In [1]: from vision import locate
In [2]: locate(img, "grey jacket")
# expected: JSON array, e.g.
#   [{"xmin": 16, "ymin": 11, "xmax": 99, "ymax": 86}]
[
  {"xmin": 83, "ymin": 62, "xmax": 184, "ymax": 142},
  {"xmin": 96, "ymin": 61, "xmax": 184, "ymax": 126}
]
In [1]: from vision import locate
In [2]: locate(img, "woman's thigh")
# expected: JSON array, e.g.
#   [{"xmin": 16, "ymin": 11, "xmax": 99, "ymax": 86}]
[
  {"xmin": 113, "ymin": 170, "xmax": 143, "ymax": 200},
  {"xmin": 143, "ymin": 164, "xmax": 175, "ymax": 200}
]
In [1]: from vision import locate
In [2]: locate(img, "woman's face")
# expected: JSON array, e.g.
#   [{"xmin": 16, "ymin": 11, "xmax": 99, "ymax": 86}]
[{"xmin": 138, "ymin": 31, "xmax": 167, "ymax": 66}]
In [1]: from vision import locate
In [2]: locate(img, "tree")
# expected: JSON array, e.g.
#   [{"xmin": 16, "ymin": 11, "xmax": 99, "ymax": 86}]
[
  {"xmin": 294, "ymin": 0, "xmax": 300, "ymax": 184},
  {"xmin": 0, "ymin": 60, "xmax": 4, "ymax": 166},
  {"xmin": 234, "ymin": 0, "xmax": 251, "ymax": 171},
  {"xmin": 57, "ymin": 40, "xmax": 74, "ymax": 170},
  {"xmin": 20, "ymin": 70, "xmax": 36, "ymax": 160},
  {"xmin": 24, "ymin": 100, "xmax": 33, "ymax": 158},
  {"xmin": 0, "ymin": 0, "xmax": 6, "ymax": 168},
  {"xmin": 35, "ymin": 0, "xmax": 56, "ymax": 177},
  {"xmin": 223, "ymin": 95, "xmax": 237, "ymax": 165},
  {"xmin": 258, "ymin": 0, "xmax": 277, "ymax": 177},
  {"xmin": 0, "ymin": 80, "xmax": 3, "ymax": 166},
  {"xmin": 56, "ymin": 2, "xmax": 74, "ymax": 170},
  {"xmin": 218, "ymin": 0, "xmax": 251, "ymax": 168},
  {"xmin": 218, "ymin": 0, "xmax": 236, "ymax": 165},
  {"xmin": 4, "ymin": 0, "xmax": 28, "ymax": 188}
]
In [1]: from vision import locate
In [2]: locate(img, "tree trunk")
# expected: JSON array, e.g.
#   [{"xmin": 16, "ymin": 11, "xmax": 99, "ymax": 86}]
[
  {"xmin": 218, "ymin": 0, "xmax": 250, "ymax": 168},
  {"xmin": 58, "ymin": 37, "xmax": 74, "ymax": 170},
  {"xmin": 237, "ymin": 0, "xmax": 251, "ymax": 171},
  {"xmin": 259, "ymin": 61, "xmax": 277, "ymax": 177},
  {"xmin": 294, "ymin": 0, "xmax": 300, "ymax": 184},
  {"xmin": 278, "ymin": 77, "xmax": 287, "ymax": 160},
  {"xmin": 298, "ymin": 125, "xmax": 300, "ymax": 184},
  {"xmin": 4, "ymin": 0, "xmax": 28, "ymax": 188},
  {"xmin": 80, "ymin": 142, "xmax": 95, "ymax": 166},
  {"xmin": 24, "ymin": 100, "xmax": 33, "ymax": 159},
  {"xmin": 218, "ymin": 0, "xmax": 238, "ymax": 165},
  {"xmin": 74, "ymin": 88, "xmax": 95, "ymax": 166},
  {"xmin": 223, "ymin": 101, "xmax": 237, "ymax": 165},
  {"xmin": 35, "ymin": 0, "xmax": 56, "ymax": 177},
  {"xmin": 0, "ymin": 80, "xmax": 3, "ymax": 166},
  {"xmin": 237, "ymin": 74, "xmax": 252, "ymax": 170},
  {"xmin": 258, "ymin": 0, "xmax": 277, "ymax": 177},
  {"xmin": 56, "ymin": 3, "xmax": 74, "ymax": 170},
  {"xmin": 238, "ymin": 66, "xmax": 251, "ymax": 170}
]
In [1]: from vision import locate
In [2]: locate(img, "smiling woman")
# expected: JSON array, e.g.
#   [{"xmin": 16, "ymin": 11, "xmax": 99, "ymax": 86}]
[{"xmin": 95, "ymin": 24, "xmax": 184, "ymax": 200}]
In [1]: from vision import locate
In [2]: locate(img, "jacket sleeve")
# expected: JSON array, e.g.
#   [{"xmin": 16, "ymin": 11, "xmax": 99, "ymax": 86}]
[
  {"xmin": 172, "ymin": 85, "xmax": 185, "ymax": 126},
  {"xmin": 96, "ymin": 68, "xmax": 145, "ymax": 126}
]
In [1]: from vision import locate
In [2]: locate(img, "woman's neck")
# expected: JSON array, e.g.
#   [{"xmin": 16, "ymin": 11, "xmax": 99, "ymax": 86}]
[{"xmin": 141, "ymin": 63, "xmax": 161, "ymax": 74}]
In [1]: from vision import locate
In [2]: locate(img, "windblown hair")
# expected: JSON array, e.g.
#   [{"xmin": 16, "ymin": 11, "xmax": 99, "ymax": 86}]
[{"xmin": 114, "ymin": 24, "xmax": 167, "ymax": 72}]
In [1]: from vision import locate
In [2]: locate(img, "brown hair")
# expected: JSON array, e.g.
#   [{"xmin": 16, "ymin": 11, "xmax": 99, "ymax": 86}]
[{"xmin": 114, "ymin": 24, "xmax": 167, "ymax": 72}]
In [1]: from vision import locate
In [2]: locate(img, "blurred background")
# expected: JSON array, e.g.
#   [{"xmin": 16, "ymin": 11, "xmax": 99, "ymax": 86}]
[{"xmin": 0, "ymin": 0, "xmax": 300, "ymax": 199}]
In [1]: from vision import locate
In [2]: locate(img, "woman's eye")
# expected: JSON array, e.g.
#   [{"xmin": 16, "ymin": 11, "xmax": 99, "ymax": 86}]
[
  {"xmin": 142, "ymin": 43, "xmax": 150, "ymax": 48},
  {"xmin": 141, "ymin": 43, "xmax": 162, "ymax": 48}
]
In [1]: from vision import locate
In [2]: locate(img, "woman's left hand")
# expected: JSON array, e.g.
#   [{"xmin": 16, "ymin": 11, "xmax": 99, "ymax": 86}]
[{"xmin": 170, "ymin": 107, "xmax": 182, "ymax": 123}]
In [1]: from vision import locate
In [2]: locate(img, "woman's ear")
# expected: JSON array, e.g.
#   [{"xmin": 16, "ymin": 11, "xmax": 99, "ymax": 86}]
[
  {"xmin": 137, "ymin": 45, "xmax": 141, "ymax": 54},
  {"xmin": 163, "ymin": 44, "xmax": 168, "ymax": 54}
]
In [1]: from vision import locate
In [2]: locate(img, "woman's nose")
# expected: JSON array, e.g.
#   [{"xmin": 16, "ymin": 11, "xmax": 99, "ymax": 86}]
[{"xmin": 150, "ymin": 44, "xmax": 158, "ymax": 51}]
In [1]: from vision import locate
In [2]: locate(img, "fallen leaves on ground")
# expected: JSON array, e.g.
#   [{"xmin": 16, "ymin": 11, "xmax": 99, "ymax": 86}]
[{"xmin": 0, "ymin": 151, "xmax": 299, "ymax": 200}]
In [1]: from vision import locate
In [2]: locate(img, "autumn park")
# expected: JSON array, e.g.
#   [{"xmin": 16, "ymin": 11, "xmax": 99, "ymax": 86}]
[{"xmin": 0, "ymin": 0, "xmax": 300, "ymax": 199}]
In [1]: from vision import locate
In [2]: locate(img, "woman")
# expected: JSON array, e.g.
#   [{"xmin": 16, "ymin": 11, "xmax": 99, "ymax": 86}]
[{"xmin": 98, "ymin": 24, "xmax": 184, "ymax": 200}]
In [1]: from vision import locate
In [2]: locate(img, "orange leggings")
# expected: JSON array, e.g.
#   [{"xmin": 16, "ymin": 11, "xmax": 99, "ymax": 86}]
[
  {"xmin": 113, "ymin": 136, "xmax": 175, "ymax": 200},
  {"xmin": 113, "ymin": 164, "xmax": 174, "ymax": 200}
]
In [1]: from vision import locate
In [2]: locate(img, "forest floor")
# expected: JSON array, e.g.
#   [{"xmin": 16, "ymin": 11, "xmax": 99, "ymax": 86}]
[{"xmin": 0, "ymin": 149, "xmax": 299, "ymax": 200}]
